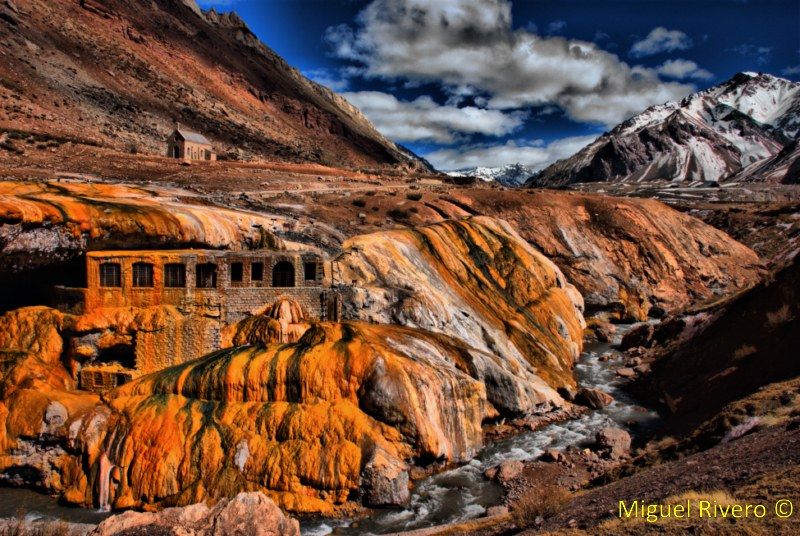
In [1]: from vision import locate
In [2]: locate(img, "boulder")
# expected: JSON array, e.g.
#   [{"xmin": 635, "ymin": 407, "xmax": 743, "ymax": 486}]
[
  {"xmin": 360, "ymin": 446, "xmax": 410, "ymax": 507},
  {"xmin": 89, "ymin": 492, "xmax": 300, "ymax": 535},
  {"xmin": 595, "ymin": 427, "xmax": 631, "ymax": 459},
  {"xmin": 616, "ymin": 367, "xmax": 636, "ymax": 378},
  {"xmin": 574, "ymin": 388, "xmax": 614, "ymax": 409},
  {"xmin": 495, "ymin": 460, "xmax": 524, "ymax": 482},
  {"xmin": 540, "ymin": 449, "xmax": 566, "ymax": 463},
  {"xmin": 486, "ymin": 505, "xmax": 509, "ymax": 517}
]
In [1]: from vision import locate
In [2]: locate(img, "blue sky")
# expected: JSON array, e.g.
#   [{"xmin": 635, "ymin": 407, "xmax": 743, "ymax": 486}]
[{"xmin": 198, "ymin": 0, "xmax": 800, "ymax": 170}]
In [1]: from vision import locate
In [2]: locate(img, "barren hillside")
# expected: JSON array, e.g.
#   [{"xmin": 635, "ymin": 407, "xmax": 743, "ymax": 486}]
[{"xmin": 0, "ymin": 0, "xmax": 427, "ymax": 170}]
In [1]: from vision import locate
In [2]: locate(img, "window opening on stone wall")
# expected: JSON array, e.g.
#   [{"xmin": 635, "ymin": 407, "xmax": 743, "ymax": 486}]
[
  {"xmin": 196, "ymin": 263, "xmax": 217, "ymax": 288},
  {"xmin": 304, "ymin": 262, "xmax": 318, "ymax": 281},
  {"xmin": 251, "ymin": 262, "xmax": 264, "ymax": 281},
  {"xmin": 164, "ymin": 264, "xmax": 186, "ymax": 288},
  {"xmin": 132, "ymin": 262, "xmax": 154, "ymax": 287},
  {"xmin": 272, "ymin": 261, "xmax": 295, "ymax": 287},
  {"xmin": 230, "ymin": 262, "xmax": 244, "ymax": 282},
  {"xmin": 99, "ymin": 263, "xmax": 121, "ymax": 288}
]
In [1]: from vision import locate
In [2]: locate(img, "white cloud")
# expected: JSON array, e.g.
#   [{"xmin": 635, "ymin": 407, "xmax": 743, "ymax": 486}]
[
  {"xmin": 325, "ymin": 0, "xmax": 693, "ymax": 127},
  {"xmin": 424, "ymin": 135, "xmax": 597, "ymax": 171},
  {"xmin": 629, "ymin": 27, "xmax": 693, "ymax": 57},
  {"xmin": 342, "ymin": 91, "xmax": 525, "ymax": 143},
  {"xmin": 783, "ymin": 65, "xmax": 800, "ymax": 75},
  {"xmin": 656, "ymin": 59, "xmax": 714, "ymax": 81}
]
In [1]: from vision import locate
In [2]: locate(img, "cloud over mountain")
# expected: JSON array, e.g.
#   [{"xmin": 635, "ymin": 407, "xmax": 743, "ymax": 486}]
[
  {"xmin": 326, "ymin": 0, "xmax": 693, "ymax": 127},
  {"xmin": 425, "ymin": 135, "xmax": 596, "ymax": 171},
  {"xmin": 342, "ymin": 91, "xmax": 525, "ymax": 143}
]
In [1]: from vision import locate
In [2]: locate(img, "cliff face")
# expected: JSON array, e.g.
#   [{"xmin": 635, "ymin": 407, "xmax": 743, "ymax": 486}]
[
  {"xmin": 0, "ymin": 0, "xmax": 426, "ymax": 170},
  {"xmin": 337, "ymin": 217, "xmax": 586, "ymax": 400}
]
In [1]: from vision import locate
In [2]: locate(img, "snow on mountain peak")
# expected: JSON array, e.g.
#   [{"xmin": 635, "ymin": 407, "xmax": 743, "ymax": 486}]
[
  {"xmin": 529, "ymin": 72, "xmax": 800, "ymax": 187},
  {"xmin": 446, "ymin": 163, "xmax": 536, "ymax": 186}
]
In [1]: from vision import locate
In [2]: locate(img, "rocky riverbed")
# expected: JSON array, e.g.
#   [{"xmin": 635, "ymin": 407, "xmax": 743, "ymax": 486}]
[{"xmin": 300, "ymin": 325, "xmax": 659, "ymax": 535}]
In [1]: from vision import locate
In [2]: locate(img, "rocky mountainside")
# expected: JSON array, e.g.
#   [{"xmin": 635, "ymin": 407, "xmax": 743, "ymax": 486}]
[
  {"xmin": 632, "ymin": 251, "xmax": 800, "ymax": 433},
  {"xmin": 446, "ymin": 163, "xmax": 537, "ymax": 186},
  {"xmin": 528, "ymin": 72, "xmax": 800, "ymax": 187},
  {"xmin": 0, "ymin": 0, "xmax": 427, "ymax": 170}
]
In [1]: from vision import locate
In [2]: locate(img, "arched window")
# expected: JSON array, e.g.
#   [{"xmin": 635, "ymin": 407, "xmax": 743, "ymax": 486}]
[{"xmin": 272, "ymin": 261, "xmax": 295, "ymax": 288}]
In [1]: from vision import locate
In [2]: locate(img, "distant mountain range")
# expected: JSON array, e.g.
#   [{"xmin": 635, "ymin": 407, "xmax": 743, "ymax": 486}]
[
  {"xmin": 0, "ymin": 0, "xmax": 428, "ymax": 170},
  {"xmin": 527, "ymin": 72, "xmax": 800, "ymax": 187},
  {"xmin": 445, "ymin": 163, "xmax": 537, "ymax": 186}
]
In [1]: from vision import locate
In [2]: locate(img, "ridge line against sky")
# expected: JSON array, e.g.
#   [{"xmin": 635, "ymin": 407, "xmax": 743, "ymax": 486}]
[{"xmin": 198, "ymin": 0, "xmax": 800, "ymax": 171}]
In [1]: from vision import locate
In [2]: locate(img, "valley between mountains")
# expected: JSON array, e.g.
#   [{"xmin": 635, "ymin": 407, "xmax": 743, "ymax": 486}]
[{"xmin": 1, "ymin": 1, "xmax": 799, "ymax": 536}]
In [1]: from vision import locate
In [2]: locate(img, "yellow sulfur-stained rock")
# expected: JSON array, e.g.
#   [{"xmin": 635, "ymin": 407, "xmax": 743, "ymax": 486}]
[{"xmin": 337, "ymin": 216, "xmax": 585, "ymax": 408}]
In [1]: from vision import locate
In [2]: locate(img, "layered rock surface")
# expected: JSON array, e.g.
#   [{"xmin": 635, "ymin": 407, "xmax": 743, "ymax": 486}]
[
  {"xmin": 401, "ymin": 191, "xmax": 763, "ymax": 320},
  {"xmin": 337, "ymin": 216, "xmax": 586, "ymax": 400},
  {"xmin": 0, "ymin": 181, "xmax": 282, "ymax": 273}
]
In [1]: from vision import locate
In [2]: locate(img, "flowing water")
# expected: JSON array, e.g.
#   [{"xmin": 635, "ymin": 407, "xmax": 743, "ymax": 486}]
[
  {"xmin": 302, "ymin": 326, "xmax": 660, "ymax": 535},
  {"xmin": 0, "ymin": 326, "xmax": 659, "ymax": 534}
]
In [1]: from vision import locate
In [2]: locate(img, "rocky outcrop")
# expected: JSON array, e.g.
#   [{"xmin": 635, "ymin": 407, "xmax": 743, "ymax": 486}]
[
  {"xmin": 337, "ymin": 217, "xmax": 586, "ymax": 403},
  {"xmin": 434, "ymin": 191, "xmax": 763, "ymax": 320},
  {"xmin": 89, "ymin": 491, "xmax": 300, "ymax": 536},
  {"xmin": 637, "ymin": 252, "xmax": 800, "ymax": 433},
  {"xmin": 0, "ymin": 181, "xmax": 282, "ymax": 274},
  {"xmin": 1, "ymin": 320, "xmax": 501, "ymax": 514},
  {"xmin": 0, "ymin": 217, "xmax": 586, "ymax": 515}
]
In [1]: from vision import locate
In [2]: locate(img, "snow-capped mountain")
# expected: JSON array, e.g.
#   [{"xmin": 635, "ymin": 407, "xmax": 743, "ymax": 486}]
[
  {"xmin": 527, "ymin": 72, "xmax": 800, "ymax": 187},
  {"xmin": 446, "ymin": 163, "xmax": 536, "ymax": 186}
]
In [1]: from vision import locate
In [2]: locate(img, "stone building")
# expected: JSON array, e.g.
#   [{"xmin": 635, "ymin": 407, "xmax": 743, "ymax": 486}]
[
  {"xmin": 167, "ymin": 129, "xmax": 217, "ymax": 161},
  {"xmin": 58, "ymin": 249, "xmax": 340, "ymax": 392}
]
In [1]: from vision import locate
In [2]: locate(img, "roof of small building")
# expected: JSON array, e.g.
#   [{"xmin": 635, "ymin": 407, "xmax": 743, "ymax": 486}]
[{"xmin": 173, "ymin": 129, "xmax": 212, "ymax": 146}]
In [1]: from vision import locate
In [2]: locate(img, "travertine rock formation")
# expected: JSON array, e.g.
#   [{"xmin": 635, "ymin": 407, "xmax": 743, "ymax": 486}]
[
  {"xmin": 227, "ymin": 298, "xmax": 311, "ymax": 346},
  {"xmin": 0, "ymin": 217, "xmax": 586, "ymax": 515},
  {"xmin": 337, "ymin": 216, "xmax": 585, "ymax": 400},
  {"xmin": 436, "ymin": 191, "xmax": 763, "ymax": 320},
  {"xmin": 0, "ymin": 181, "xmax": 282, "ymax": 273}
]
